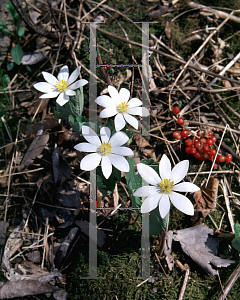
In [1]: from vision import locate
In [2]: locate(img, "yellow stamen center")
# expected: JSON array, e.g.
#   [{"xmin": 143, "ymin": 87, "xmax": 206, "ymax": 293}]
[
  {"xmin": 117, "ymin": 101, "xmax": 129, "ymax": 113},
  {"xmin": 56, "ymin": 80, "xmax": 68, "ymax": 92},
  {"xmin": 99, "ymin": 142, "xmax": 112, "ymax": 155},
  {"xmin": 159, "ymin": 179, "xmax": 174, "ymax": 193}
]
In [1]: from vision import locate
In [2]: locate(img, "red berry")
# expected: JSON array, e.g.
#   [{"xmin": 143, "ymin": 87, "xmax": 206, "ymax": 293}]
[
  {"xmin": 185, "ymin": 138, "xmax": 193, "ymax": 147},
  {"xmin": 201, "ymin": 138, "xmax": 207, "ymax": 144},
  {"xmin": 212, "ymin": 163, "xmax": 218, "ymax": 170},
  {"xmin": 206, "ymin": 139, "xmax": 213, "ymax": 146},
  {"xmin": 181, "ymin": 130, "xmax": 189, "ymax": 138},
  {"xmin": 194, "ymin": 141, "xmax": 201, "ymax": 149},
  {"xmin": 208, "ymin": 155, "xmax": 214, "ymax": 161},
  {"xmin": 202, "ymin": 144, "xmax": 210, "ymax": 153},
  {"xmin": 199, "ymin": 155, "xmax": 205, "ymax": 161},
  {"xmin": 194, "ymin": 152, "xmax": 201, "ymax": 159},
  {"xmin": 173, "ymin": 131, "xmax": 181, "ymax": 140},
  {"xmin": 211, "ymin": 136, "xmax": 217, "ymax": 143},
  {"xmin": 217, "ymin": 155, "xmax": 226, "ymax": 163},
  {"xmin": 177, "ymin": 117, "xmax": 184, "ymax": 126},
  {"xmin": 203, "ymin": 152, "xmax": 209, "ymax": 160},
  {"xmin": 185, "ymin": 147, "xmax": 191, "ymax": 154},
  {"xmin": 190, "ymin": 147, "xmax": 197, "ymax": 154},
  {"xmin": 173, "ymin": 106, "xmax": 180, "ymax": 114},
  {"xmin": 225, "ymin": 154, "xmax": 232, "ymax": 163},
  {"xmin": 197, "ymin": 143, "xmax": 204, "ymax": 153},
  {"xmin": 193, "ymin": 137, "xmax": 200, "ymax": 143},
  {"xmin": 208, "ymin": 131, "xmax": 213, "ymax": 137},
  {"xmin": 209, "ymin": 149, "xmax": 217, "ymax": 157}
]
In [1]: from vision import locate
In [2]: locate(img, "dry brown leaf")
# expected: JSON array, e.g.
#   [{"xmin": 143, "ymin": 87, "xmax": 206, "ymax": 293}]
[
  {"xmin": 20, "ymin": 115, "xmax": 68, "ymax": 145},
  {"xmin": 27, "ymin": 97, "xmax": 50, "ymax": 118},
  {"xmin": 21, "ymin": 115, "xmax": 59, "ymax": 139},
  {"xmin": 19, "ymin": 126, "xmax": 49, "ymax": 171},
  {"xmin": 0, "ymin": 280, "xmax": 59, "ymax": 299},
  {"xmin": 191, "ymin": 177, "xmax": 219, "ymax": 225},
  {"xmin": 169, "ymin": 224, "xmax": 235, "ymax": 276},
  {"xmin": 134, "ymin": 136, "xmax": 156, "ymax": 161}
]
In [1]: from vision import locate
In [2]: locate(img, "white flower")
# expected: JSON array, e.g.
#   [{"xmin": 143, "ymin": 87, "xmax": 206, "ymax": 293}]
[
  {"xmin": 33, "ymin": 65, "xmax": 88, "ymax": 106},
  {"xmin": 95, "ymin": 85, "xmax": 149, "ymax": 131},
  {"xmin": 133, "ymin": 154, "xmax": 200, "ymax": 218},
  {"xmin": 74, "ymin": 125, "xmax": 134, "ymax": 179}
]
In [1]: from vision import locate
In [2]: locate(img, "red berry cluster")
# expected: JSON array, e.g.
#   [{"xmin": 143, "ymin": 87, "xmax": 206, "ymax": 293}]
[{"xmin": 172, "ymin": 107, "xmax": 232, "ymax": 168}]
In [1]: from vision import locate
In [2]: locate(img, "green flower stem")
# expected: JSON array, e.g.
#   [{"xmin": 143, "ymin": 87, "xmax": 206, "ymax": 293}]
[{"xmin": 164, "ymin": 212, "xmax": 170, "ymax": 232}]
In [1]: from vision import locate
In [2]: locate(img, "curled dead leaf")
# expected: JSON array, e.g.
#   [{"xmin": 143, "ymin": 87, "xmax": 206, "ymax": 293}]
[
  {"xmin": 134, "ymin": 136, "xmax": 156, "ymax": 161},
  {"xmin": 192, "ymin": 177, "xmax": 219, "ymax": 225}
]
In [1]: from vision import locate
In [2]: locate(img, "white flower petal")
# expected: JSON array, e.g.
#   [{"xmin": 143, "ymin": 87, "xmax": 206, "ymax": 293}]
[
  {"xmin": 169, "ymin": 191, "xmax": 194, "ymax": 216},
  {"xmin": 65, "ymin": 89, "xmax": 76, "ymax": 96},
  {"xmin": 170, "ymin": 160, "xmax": 189, "ymax": 184},
  {"xmin": 58, "ymin": 65, "xmax": 69, "ymax": 81},
  {"xmin": 109, "ymin": 131, "xmax": 129, "ymax": 147},
  {"xmin": 127, "ymin": 107, "xmax": 149, "ymax": 117},
  {"xmin": 82, "ymin": 126, "xmax": 101, "ymax": 146},
  {"xmin": 137, "ymin": 163, "xmax": 161, "ymax": 186},
  {"xmin": 108, "ymin": 86, "xmax": 120, "ymax": 102},
  {"xmin": 141, "ymin": 193, "xmax": 161, "ymax": 213},
  {"xmin": 108, "ymin": 154, "xmax": 129, "ymax": 172},
  {"xmin": 95, "ymin": 95, "xmax": 116, "ymax": 107},
  {"xmin": 128, "ymin": 97, "xmax": 142, "ymax": 108},
  {"xmin": 174, "ymin": 182, "xmax": 200, "ymax": 193},
  {"xmin": 114, "ymin": 113, "xmax": 126, "ymax": 131},
  {"xmin": 119, "ymin": 88, "xmax": 130, "ymax": 102},
  {"xmin": 80, "ymin": 153, "xmax": 101, "ymax": 171},
  {"xmin": 56, "ymin": 92, "xmax": 69, "ymax": 106},
  {"xmin": 123, "ymin": 113, "xmax": 139, "ymax": 129},
  {"xmin": 100, "ymin": 127, "xmax": 111, "ymax": 143},
  {"xmin": 40, "ymin": 91, "xmax": 60, "ymax": 99},
  {"xmin": 42, "ymin": 72, "xmax": 58, "ymax": 86},
  {"xmin": 111, "ymin": 146, "xmax": 133, "ymax": 156},
  {"xmin": 34, "ymin": 82, "xmax": 56, "ymax": 93},
  {"xmin": 99, "ymin": 107, "xmax": 118, "ymax": 118},
  {"xmin": 68, "ymin": 79, "xmax": 88, "ymax": 90},
  {"xmin": 159, "ymin": 154, "xmax": 172, "ymax": 181},
  {"xmin": 74, "ymin": 142, "xmax": 98, "ymax": 153},
  {"xmin": 67, "ymin": 66, "xmax": 80, "ymax": 85},
  {"xmin": 101, "ymin": 155, "xmax": 112, "ymax": 179},
  {"xmin": 133, "ymin": 186, "xmax": 159, "ymax": 197},
  {"xmin": 159, "ymin": 194, "xmax": 171, "ymax": 218}
]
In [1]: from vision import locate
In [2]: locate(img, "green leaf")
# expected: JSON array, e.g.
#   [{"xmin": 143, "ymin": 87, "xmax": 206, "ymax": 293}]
[
  {"xmin": 232, "ymin": 236, "xmax": 240, "ymax": 251},
  {"xmin": 11, "ymin": 44, "xmax": 23, "ymax": 65},
  {"xmin": 55, "ymin": 87, "xmax": 84, "ymax": 119},
  {"xmin": 55, "ymin": 102, "xmax": 73, "ymax": 119},
  {"xmin": 69, "ymin": 87, "xmax": 84, "ymax": 117},
  {"xmin": 5, "ymin": 2, "xmax": 15, "ymax": 18},
  {"xmin": 96, "ymin": 166, "xmax": 118, "ymax": 195},
  {"xmin": 234, "ymin": 223, "xmax": 240, "ymax": 238},
  {"xmin": 149, "ymin": 208, "xmax": 168, "ymax": 236},
  {"xmin": 7, "ymin": 62, "xmax": 14, "ymax": 71},
  {"xmin": 17, "ymin": 26, "xmax": 25, "ymax": 37},
  {"xmin": 0, "ymin": 20, "xmax": 11, "ymax": 35},
  {"xmin": 25, "ymin": 65, "xmax": 32, "ymax": 73},
  {"xmin": 68, "ymin": 115, "xmax": 87, "ymax": 136},
  {"xmin": 2, "ymin": 74, "xmax": 10, "ymax": 86},
  {"xmin": 96, "ymin": 174, "xmax": 108, "ymax": 197}
]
